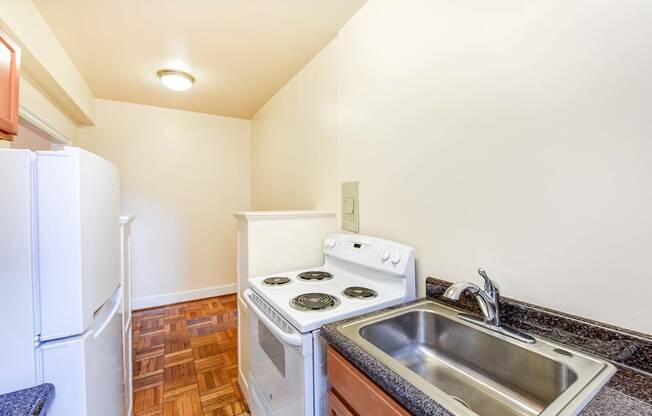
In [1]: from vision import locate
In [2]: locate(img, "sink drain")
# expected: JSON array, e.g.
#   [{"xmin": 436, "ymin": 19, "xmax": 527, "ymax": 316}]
[{"xmin": 450, "ymin": 396, "xmax": 473, "ymax": 411}]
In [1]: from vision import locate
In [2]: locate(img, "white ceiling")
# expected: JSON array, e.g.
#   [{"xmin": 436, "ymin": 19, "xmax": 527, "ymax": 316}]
[{"xmin": 34, "ymin": 0, "xmax": 366, "ymax": 119}]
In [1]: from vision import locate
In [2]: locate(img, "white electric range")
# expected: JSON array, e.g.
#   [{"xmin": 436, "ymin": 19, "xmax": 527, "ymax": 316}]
[{"xmin": 244, "ymin": 234, "xmax": 416, "ymax": 416}]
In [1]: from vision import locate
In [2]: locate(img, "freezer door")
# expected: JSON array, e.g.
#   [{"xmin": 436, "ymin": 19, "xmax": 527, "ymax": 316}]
[
  {"xmin": 39, "ymin": 287, "xmax": 124, "ymax": 416},
  {"xmin": 37, "ymin": 147, "xmax": 121, "ymax": 340}
]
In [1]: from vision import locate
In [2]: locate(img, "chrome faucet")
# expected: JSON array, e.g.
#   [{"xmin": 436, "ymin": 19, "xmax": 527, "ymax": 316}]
[
  {"xmin": 443, "ymin": 268, "xmax": 535, "ymax": 343},
  {"xmin": 443, "ymin": 268, "xmax": 502, "ymax": 326}
]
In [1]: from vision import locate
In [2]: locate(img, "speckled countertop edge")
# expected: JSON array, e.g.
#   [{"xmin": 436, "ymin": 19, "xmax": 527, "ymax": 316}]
[
  {"xmin": 321, "ymin": 278, "xmax": 652, "ymax": 416},
  {"xmin": 0, "ymin": 383, "xmax": 54, "ymax": 416}
]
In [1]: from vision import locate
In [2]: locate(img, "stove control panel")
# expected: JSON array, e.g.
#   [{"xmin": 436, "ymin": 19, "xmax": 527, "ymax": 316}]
[{"xmin": 323, "ymin": 234, "xmax": 415, "ymax": 277}]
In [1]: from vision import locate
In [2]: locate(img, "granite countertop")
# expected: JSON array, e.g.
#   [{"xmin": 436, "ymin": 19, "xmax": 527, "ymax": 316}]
[
  {"xmin": 0, "ymin": 384, "xmax": 55, "ymax": 416},
  {"xmin": 321, "ymin": 278, "xmax": 652, "ymax": 416}
]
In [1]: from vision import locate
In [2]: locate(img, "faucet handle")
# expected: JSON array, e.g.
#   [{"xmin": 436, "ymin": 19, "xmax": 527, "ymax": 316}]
[{"xmin": 478, "ymin": 268, "xmax": 500, "ymax": 294}]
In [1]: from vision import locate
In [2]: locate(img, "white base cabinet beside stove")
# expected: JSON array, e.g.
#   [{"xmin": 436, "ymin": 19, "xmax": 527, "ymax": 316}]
[
  {"xmin": 120, "ymin": 215, "xmax": 135, "ymax": 416},
  {"xmin": 237, "ymin": 294, "xmax": 250, "ymax": 399},
  {"xmin": 233, "ymin": 211, "xmax": 336, "ymax": 402}
]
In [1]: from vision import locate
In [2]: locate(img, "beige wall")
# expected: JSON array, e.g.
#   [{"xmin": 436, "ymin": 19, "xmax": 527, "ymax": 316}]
[
  {"xmin": 20, "ymin": 75, "xmax": 79, "ymax": 143},
  {"xmin": 1, "ymin": 75, "xmax": 78, "ymax": 148},
  {"xmin": 251, "ymin": 41, "xmax": 339, "ymax": 211},
  {"xmin": 250, "ymin": 0, "xmax": 652, "ymax": 333},
  {"xmin": 0, "ymin": 0, "xmax": 95, "ymax": 124},
  {"xmin": 1, "ymin": 0, "xmax": 89, "ymax": 144},
  {"xmin": 10, "ymin": 119, "xmax": 53, "ymax": 151},
  {"xmin": 79, "ymin": 99, "xmax": 251, "ymax": 303}
]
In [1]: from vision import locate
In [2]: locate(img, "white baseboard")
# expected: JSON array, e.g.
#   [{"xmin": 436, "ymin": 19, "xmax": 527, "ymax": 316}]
[{"xmin": 132, "ymin": 283, "xmax": 237, "ymax": 310}]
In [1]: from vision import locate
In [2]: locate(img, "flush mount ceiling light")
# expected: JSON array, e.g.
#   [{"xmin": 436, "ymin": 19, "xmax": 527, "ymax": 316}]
[{"xmin": 157, "ymin": 69, "xmax": 195, "ymax": 91}]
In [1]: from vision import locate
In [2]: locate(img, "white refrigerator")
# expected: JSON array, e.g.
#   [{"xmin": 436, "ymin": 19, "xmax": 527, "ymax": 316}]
[{"xmin": 0, "ymin": 147, "xmax": 125, "ymax": 416}]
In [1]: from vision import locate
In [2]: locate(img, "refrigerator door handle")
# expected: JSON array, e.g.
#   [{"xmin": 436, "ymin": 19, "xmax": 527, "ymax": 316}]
[{"xmin": 93, "ymin": 287, "xmax": 122, "ymax": 339}]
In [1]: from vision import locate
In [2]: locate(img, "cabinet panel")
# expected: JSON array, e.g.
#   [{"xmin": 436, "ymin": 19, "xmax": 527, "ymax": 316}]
[
  {"xmin": 0, "ymin": 30, "xmax": 20, "ymax": 138},
  {"xmin": 120, "ymin": 216, "xmax": 135, "ymax": 416},
  {"xmin": 237, "ymin": 295, "xmax": 250, "ymax": 402},
  {"xmin": 123, "ymin": 320, "xmax": 133, "ymax": 416},
  {"xmin": 327, "ymin": 346, "xmax": 410, "ymax": 416},
  {"xmin": 327, "ymin": 390, "xmax": 355, "ymax": 416}
]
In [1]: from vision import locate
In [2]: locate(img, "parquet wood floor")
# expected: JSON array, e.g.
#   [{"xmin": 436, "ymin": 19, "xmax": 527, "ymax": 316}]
[{"xmin": 132, "ymin": 295, "xmax": 249, "ymax": 416}]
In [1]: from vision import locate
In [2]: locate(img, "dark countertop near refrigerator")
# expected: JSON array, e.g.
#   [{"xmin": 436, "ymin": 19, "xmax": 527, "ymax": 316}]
[
  {"xmin": 321, "ymin": 278, "xmax": 652, "ymax": 416},
  {"xmin": 0, "ymin": 383, "xmax": 54, "ymax": 416}
]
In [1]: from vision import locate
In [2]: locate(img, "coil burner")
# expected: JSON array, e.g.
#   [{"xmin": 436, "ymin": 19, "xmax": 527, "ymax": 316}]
[
  {"xmin": 343, "ymin": 286, "xmax": 378, "ymax": 300},
  {"xmin": 262, "ymin": 276, "xmax": 292, "ymax": 287},
  {"xmin": 290, "ymin": 293, "xmax": 340, "ymax": 312},
  {"xmin": 297, "ymin": 271, "xmax": 333, "ymax": 282}
]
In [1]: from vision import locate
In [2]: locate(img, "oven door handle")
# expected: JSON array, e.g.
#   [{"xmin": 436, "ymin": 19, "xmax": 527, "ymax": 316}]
[{"xmin": 244, "ymin": 289, "xmax": 304, "ymax": 346}]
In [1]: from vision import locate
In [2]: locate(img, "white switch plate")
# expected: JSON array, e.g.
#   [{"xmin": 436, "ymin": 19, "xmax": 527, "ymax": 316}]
[{"xmin": 341, "ymin": 181, "xmax": 359, "ymax": 233}]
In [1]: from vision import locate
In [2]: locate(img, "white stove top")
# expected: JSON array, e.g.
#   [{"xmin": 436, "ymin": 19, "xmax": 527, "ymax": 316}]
[{"xmin": 249, "ymin": 264, "xmax": 409, "ymax": 333}]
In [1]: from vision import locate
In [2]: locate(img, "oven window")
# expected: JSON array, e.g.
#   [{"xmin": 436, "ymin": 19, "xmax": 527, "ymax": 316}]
[{"xmin": 258, "ymin": 320, "xmax": 285, "ymax": 377}]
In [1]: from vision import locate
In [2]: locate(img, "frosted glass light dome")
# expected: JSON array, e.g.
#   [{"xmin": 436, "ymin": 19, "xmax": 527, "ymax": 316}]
[{"xmin": 157, "ymin": 70, "xmax": 195, "ymax": 91}]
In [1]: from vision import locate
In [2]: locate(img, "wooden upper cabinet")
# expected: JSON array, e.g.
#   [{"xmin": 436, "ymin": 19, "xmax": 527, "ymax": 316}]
[{"xmin": 0, "ymin": 29, "xmax": 20, "ymax": 140}]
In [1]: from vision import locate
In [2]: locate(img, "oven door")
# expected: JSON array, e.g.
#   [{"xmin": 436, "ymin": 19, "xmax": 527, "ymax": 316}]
[{"xmin": 244, "ymin": 289, "xmax": 314, "ymax": 416}]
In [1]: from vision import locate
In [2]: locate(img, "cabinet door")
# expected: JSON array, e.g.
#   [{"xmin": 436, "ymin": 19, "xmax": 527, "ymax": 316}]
[
  {"xmin": 327, "ymin": 390, "xmax": 355, "ymax": 416},
  {"xmin": 237, "ymin": 295, "xmax": 250, "ymax": 401},
  {"xmin": 120, "ymin": 218, "xmax": 134, "ymax": 330},
  {"xmin": 0, "ymin": 30, "xmax": 20, "ymax": 138},
  {"xmin": 327, "ymin": 346, "xmax": 411, "ymax": 416},
  {"xmin": 123, "ymin": 320, "xmax": 133, "ymax": 416}
]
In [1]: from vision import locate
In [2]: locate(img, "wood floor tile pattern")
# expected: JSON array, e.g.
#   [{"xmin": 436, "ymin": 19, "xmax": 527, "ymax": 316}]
[{"xmin": 132, "ymin": 295, "xmax": 248, "ymax": 416}]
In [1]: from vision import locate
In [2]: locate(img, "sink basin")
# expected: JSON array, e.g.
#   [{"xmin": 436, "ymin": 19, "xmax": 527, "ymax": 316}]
[{"xmin": 338, "ymin": 300, "xmax": 615, "ymax": 416}]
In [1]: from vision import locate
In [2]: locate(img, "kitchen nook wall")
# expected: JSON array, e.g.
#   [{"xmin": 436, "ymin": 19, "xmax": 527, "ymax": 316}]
[
  {"xmin": 250, "ymin": 0, "xmax": 652, "ymax": 333},
  {"xmin": 79, "ymin": 99, "xmax": 251, "ymax": 307},
  {"xmin": 251, "ymin": 41, "xmax": 339, "ymax": 212}
]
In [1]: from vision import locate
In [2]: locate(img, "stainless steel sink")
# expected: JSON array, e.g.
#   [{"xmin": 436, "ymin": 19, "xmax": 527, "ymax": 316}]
[{"xmin": 338, "ymin": 300, "xmax": 615, "ymax": 416}]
